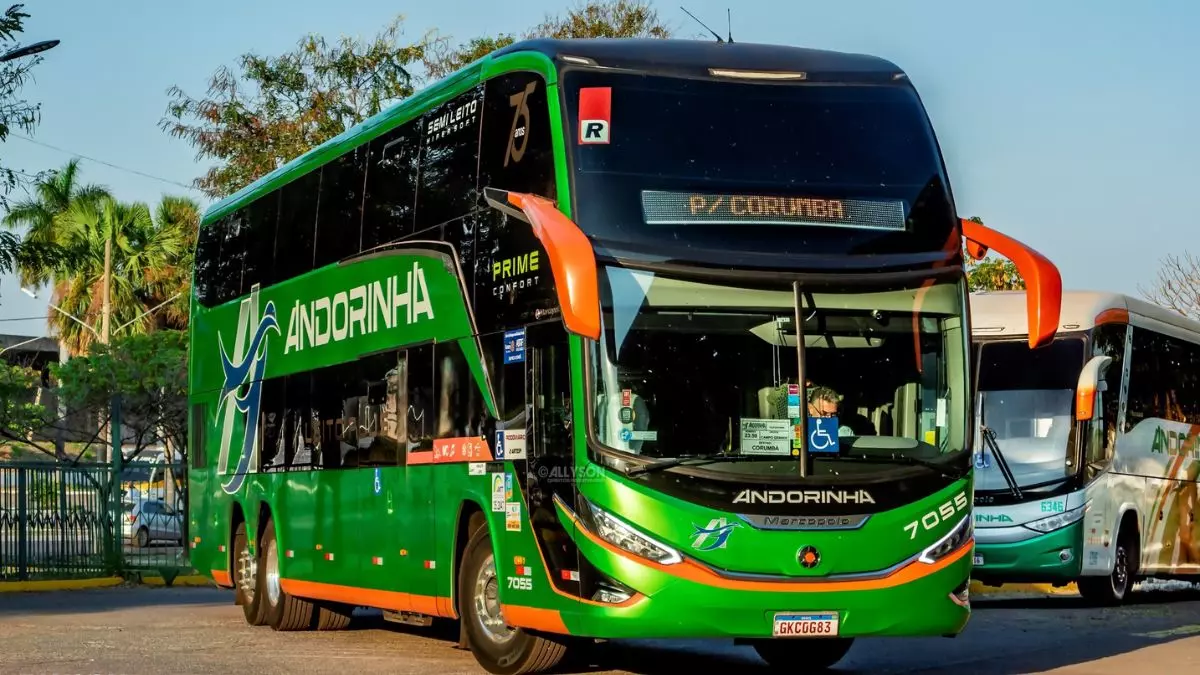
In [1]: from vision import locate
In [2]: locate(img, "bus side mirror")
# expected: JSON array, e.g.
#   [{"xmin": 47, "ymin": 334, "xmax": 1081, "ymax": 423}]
[
  {"xmin": 961, "ymin": 218, "xmax": 1063, "ymax": 350},
  {"xmin": 1075, "ymin": 355, "xmax": 1113, "ymax": 421}
]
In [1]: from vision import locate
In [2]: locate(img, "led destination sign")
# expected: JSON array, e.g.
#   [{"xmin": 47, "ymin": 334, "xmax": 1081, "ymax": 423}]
[{"xmin": 640, "ymin": 190, "xmax": 907, "ymax": 232}]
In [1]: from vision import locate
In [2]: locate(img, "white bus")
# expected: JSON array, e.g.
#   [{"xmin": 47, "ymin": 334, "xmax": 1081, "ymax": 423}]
[{"xmin": 970, "ymin": 290, "xmax": 1200, "ymax": 603}]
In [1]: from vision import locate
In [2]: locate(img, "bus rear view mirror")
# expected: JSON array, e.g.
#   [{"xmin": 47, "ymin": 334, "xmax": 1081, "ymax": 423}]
[
  {"xmin": 483, "ymin": 187, "xmax": 601, "ymax": 340},
  {"xmin": 961, "ymin": 218, "xmax": 1063, "ymax": 349},
  {"xmin": 1075, "ymin": 354, "xmax": 1113, "ymax": 422}
]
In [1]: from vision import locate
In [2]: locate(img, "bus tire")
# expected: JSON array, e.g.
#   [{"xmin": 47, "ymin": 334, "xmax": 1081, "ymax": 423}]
[
  {"xmin": 751, "ymin": 637, "xmax": 855, "ymax": 672},
  {"xmin": 1079, "ymin": 524, "xmax": 1137, "ymax": 605},
  {"xmin": 233, "ymin": 520, "xmax": 266, "ymax": 626},
  {"xmin": 315, "ymin": 603, "xmax": 354, "ymax": 630},
  {"xmin": 459, "ymin": 524, "xmax": 568, "ymax": 675},
  {"xmin": 258, "ymin": 521, "xmax": 315, "ymax": 631}
]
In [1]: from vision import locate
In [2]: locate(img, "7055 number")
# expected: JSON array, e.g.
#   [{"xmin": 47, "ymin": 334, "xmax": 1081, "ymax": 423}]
[{"xmin": 903, "ymin": 491, "xmax": 969, "ymax": 540}]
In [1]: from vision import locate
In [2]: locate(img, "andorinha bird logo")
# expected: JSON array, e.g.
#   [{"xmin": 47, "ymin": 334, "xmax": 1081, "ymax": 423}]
[
  {"xmin": 691, "ymin": 517, "xmax": 741, "ymax": 551},
  {"xmin": 215, "ymin": 286, "xmax": 279, "ymax": 495}
]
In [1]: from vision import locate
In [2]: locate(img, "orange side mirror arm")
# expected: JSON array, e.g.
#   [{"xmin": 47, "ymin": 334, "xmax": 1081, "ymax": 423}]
[
  {"xmin": 483, "ymin": 188, "xmax": 601, "ymax": 340},
  {"xmin": 961, "ymin": 218, "xmax": 1062, "ymax": 349}
]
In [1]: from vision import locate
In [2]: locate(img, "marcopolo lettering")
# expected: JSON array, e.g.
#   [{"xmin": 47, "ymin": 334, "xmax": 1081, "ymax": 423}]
[
  {"xmin": 732, "ymin": 489, "xmax": 876, "ymax": 505},
  {"xmin": 284, "ymin": 261, "xmax": 434, "ymax": 354}
]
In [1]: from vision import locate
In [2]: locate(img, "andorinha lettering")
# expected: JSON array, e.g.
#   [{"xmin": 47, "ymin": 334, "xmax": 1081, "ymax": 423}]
[
  {"xmin": 283, "ymin": 261, "xmax": 434, "ymax": 354},
  {"xmin": 1151, "ymin": 427, "xmax": 1200, "ymax": 459},
  {"xmin": 687, "ymin": 194, "xmax": 848, "ymax": 221},
  {"xmin": 733, "ymin": 489, "xmax": 875, "ymax": 505}
]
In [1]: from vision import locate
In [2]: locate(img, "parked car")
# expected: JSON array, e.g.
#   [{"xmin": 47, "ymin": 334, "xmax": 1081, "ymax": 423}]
[{"xmin": 121, "ymin": 498, "xmax": 184, "ymax": 548}]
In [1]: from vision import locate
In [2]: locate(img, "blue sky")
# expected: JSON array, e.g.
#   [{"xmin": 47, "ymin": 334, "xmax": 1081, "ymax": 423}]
[{"xmin": 2, "ymin": 0, "xmax": 1197, "ymax": 337}]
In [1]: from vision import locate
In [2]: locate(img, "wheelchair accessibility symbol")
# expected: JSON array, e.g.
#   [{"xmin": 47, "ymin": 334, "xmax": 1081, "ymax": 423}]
[{"xmin": 807, "ymin": 417, "xmax": 840, "ymax": 455}]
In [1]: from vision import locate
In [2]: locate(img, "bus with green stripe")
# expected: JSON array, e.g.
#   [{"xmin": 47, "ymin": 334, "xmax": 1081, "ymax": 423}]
[
  {"xmin": 186, "ymin": 37, "xmax": 1063, "ymax": 673},
  {"xmin": 970, "ymin": 290, "xmax": 1200, "ymax": 603}
]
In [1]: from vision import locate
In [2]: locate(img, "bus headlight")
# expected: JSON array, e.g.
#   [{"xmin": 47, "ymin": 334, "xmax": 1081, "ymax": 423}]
[
  {"xmin": 1023, "ymin": 504, "xmax": 1087, "ymax": 534},
  {"xmin": 920, "ymin": 514, "xmax": 973, "ymax": 564},
  {"xmin": 579, "ymin": 496, "xmax": 682, "ymax": 566}
]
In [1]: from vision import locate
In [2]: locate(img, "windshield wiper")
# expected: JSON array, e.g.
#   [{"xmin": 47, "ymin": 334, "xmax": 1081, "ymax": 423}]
[
  {"xmin": 626, "ymin": 453, "xmax": 762, "ymax": 477},
  {"xmin": 819, "ymin": 453, "xmax": 968, "ymax": 480},
  {"xmin": 979, "ymin": 426, "xmax": 1023, "ymax": 500}
]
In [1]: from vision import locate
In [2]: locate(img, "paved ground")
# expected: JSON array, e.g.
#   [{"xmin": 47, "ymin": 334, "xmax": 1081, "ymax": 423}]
[{"xmin": 1, "ymin": 586, "xmax": 1199, "ymax": 674}]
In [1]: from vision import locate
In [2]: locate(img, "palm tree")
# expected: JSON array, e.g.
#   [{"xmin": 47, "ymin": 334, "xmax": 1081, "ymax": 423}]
[
  {"xmin": 142, "ymin": 195, "xmax": 200, "ymax": 332},
  {"xmin": 2, "ymin": 158, "xmax": 110, "ymax": 289},
  {"xmin": 51, "ymin": 195, "xmax": 188, "ymax": 354}
]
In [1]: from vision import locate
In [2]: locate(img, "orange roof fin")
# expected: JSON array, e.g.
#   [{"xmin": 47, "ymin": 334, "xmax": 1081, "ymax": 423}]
[
  {"xmin": 961, "ymin": 218, "xmax": 1062, "ymax": 349},
  {"xmin": 483, "ymin": 188, "xmax": 601, "ymax": 340}
]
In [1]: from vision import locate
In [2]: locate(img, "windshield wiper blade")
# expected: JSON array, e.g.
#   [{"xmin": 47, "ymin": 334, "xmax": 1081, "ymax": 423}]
[
  {"xmin": 822, "ymin": 453, "xmax": 967, "ymax": 480},
  {"xmin": 626, "ymin": 453, "xmax": 760, "ymax": 477},
  {"xmin": 980, "ymin": 427, "xmax": 1023, "ymax": 500}
]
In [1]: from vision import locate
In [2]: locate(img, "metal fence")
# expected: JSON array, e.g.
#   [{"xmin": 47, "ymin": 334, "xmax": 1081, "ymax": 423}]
[{"xmin": 0, "ymin": 460, "xmax": 192, "ymax": 582}]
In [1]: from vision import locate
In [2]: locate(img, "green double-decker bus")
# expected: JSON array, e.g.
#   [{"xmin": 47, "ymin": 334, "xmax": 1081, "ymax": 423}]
[{"xmin": 187, "ymin": 38, "xmax": 1064, "ymax": 673}]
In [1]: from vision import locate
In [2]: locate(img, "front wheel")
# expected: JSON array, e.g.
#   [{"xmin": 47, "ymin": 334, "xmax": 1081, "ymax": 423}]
[
  {"xmin": 751, "ymin": 638, "xmax": 855, "ymax": 672},
  {"xmin": 459, "ymin": 525, "xmax": 568, "ymax": 675},
  {"xmin": 1079, "ymin": 529, "xmax": 1136, "ymax": 605}
]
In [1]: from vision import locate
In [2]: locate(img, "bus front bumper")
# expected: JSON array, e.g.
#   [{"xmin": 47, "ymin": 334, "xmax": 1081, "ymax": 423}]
[
  {"xmin": 971, "ymin": 521, "xmax": 1083, "ymax": 585},
  {"xmin": 538, "ymin": 534, "xmax": 973, "ymax": 640}
]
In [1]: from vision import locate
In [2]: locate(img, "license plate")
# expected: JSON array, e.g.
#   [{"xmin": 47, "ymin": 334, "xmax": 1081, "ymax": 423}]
[
  {"xmin": 973, "ymin": 554, "xmax": 984, "ymax": 566},
  {"xmin": 772, "ymin": 612, "xmax": 839, "ymax": 638}
]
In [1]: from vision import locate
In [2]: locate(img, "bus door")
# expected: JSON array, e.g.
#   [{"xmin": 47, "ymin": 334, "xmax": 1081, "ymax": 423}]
[{"xmin": 521, "ymin": 323, "xmax": 580, "ymax": 603}]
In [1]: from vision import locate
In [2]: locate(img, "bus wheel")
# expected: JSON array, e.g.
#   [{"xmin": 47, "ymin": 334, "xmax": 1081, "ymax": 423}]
[
  {"xmin": 459, "ymin": 525, "xmax": 568, "ymax": 675},
  {"xmin": 257, "ymin": 521, "xmax": 315, "ymax": 631},
  {"xmin": 1079, "ymin": 527, "xmax": 1136, "ymax": 605},
  {"xmin": 315, "ymin": 603, "xmax": 354, "ymax": 630},
  {"xmin": 750, "ymin": 637, "xmax": 855, "ymax": 672},
  {"xmin": 233, "ymin": 521, "xmax": 266, "ymax": 626}
]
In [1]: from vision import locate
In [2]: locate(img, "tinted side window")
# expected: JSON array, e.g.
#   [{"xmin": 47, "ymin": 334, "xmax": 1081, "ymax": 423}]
[
  {"xmin": 259, "ymin": 376, "xmax": 286, "ymax": 472},
  {"xmin": 283, "ymin": 372, "xmax": 318, "ymax": 470},
  {"xmin": 315, "ymin": 147, "xmax": 367, "ymax": 267},
  {"xmin": 416, "ymin": 86, "xmax": 483, "ymax": 235},
  {"xmin": 194, "ymin": 221, "xmax": 224, "ymax": 307},
  {"xmin": 242, "ymin": 192, "xmax": 279, "ymax": 289},
  {"xmin": 406, "ymin": 344, "xmax": 436, "ymax": 452},
  {"xmin": 275, "ymin": 171, "xmax": 320, "ymax": 282},
  {"xmin": 212, "ymin": 212, "xmax": 245, "ymax": 305},
  {"xmin": 354, "ymin": 351, "xmax": 402, "ymax": 466},
  {"xmin": 434, "ymin": 339, "xmax": 488, "ymax": 440},
  {"xmin": 474, "ymin": 73, "xmax": 558, "ymax": 334},
  {"xmin": 1091, "ymin": 323, "xmax": 1126, "ymax": 433},
  {"xmin": 1124, "ymin": 327, "xmax": 1200, "ymax": 429},
  {"xmin": 363, "ymin": 121, "xmax": 420, "ymax": 249},
  {"xmin": 478, "ymin": 72, "xmax": 556, "ymax": 201}
]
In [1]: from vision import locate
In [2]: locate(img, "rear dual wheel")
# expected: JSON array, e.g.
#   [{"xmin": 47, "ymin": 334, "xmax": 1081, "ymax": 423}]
[{"xmin": 257, "ymin": 522, "xmax": 316, "ymax": 631}]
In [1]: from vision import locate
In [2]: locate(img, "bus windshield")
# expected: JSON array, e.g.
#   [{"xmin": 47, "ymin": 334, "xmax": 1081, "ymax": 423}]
[
  {"xmin": 562, "ymin": 70, "xmax": 956, "ymax": 263},
  {"xmin": 973, "ymin": 338, "xmax": 1086, "ymax": 491},
  {"xmin": 586, "ymin": 267, "xmax": 970, "ymax": 478}
]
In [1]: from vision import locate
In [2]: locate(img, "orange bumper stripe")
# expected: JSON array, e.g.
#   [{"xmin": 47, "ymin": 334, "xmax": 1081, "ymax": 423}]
[
  {"xmin": 501, "ymin": 604, "xmax": 570, "ymax": 634},
  {"xmin": 279, "ymin": 578, "xmax": 453, "ymax": 618}
]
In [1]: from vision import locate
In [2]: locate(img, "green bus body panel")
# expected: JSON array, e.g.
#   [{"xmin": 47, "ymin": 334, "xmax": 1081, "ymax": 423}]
[
  {"xmin": 972, "ymin": 523, "xmax": 1083, "ymax": 585},
  {"xmin": 188, "ymin": 47, "xmax": 975, "ymax": 642},
  {"xmin": 190, "ymin": 250, "xmax": 474, "ymax": 395}
]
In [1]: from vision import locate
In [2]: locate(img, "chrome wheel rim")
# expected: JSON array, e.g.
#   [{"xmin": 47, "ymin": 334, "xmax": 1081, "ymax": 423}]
[
  {"xmin": 1114, "ymin": 544, "xmax": 1129, "ymax": 592},
  {"xmin": 473, "ymin": 552, "xmax": 516, "ymax": 644},
  {"xmin": 237, "ymin": 544, "xmax": 257, "ymax": 603},
  {"xmin": 265, "ymin": 539, "xmax": 281, "ymax": 606}
]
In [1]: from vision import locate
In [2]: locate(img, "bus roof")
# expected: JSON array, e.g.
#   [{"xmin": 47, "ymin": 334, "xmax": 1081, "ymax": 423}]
[
  {"xmin": 201, "ymin": 38, "xmax": 907, "ymax": 226},
  {"xmin": 969, "ymin": 289, "xmax": 1200, "ymax": 338},
  {"xmin": 493, "ymin": 37, "xmax": 903, "ymax": 78}
]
